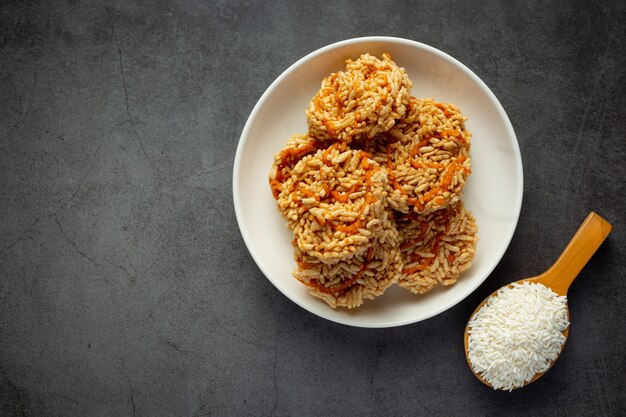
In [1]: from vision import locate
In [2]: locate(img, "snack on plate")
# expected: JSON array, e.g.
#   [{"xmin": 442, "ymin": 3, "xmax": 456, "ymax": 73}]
[
  {"xmin": 269, "ymin": 53, "xmax": 478, "ymax": 308},
  {"xmin": 276, "ymin": 145, "xmax": 389, "ymax": 262},
  {"xmin": 396, "ymin": 200, "xmax": 478, "ymax": 294},
  {"xmin": 269, "ymin": 133, "xmax": 325, "ymax": 200},
  {"xmin": 379, "ymin": 98, "xmax": 472, "ymax": 214},
  {"xmin": 291, "ymin": 219, "xmax": 402, "ymax": 309},
  {"xmin": 306, "ymin": 53, "xmax": 412, "ymax": 143}
]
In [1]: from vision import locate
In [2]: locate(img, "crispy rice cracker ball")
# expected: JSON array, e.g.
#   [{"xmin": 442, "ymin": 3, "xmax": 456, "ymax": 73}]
[
  {"xmin": 306, "ymin": 53, "xmax": 412, "ymax": 143},
  {"xmin": 292, "ymin": 221, "xmax": 402, "ymax": 309},
  {"xmin": 396, "ymin": 200, "xmax": 478, "ymax": 294},
  {"xmin": 371, "ymin": 97, "xmax": 472, "ymax": 214},
  {"xmin": 275, "ymin": 144, "xmax": 390, "ymax": 263},
  {"xmin": 269, "ymin": 133, "xmax": 326, "ymax": 201}
]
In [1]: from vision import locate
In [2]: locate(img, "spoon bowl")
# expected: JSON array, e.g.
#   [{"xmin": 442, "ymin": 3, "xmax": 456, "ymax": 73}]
[{"xmin": 464, "ymin": 212, "xmax": 612, "ymax": 390}]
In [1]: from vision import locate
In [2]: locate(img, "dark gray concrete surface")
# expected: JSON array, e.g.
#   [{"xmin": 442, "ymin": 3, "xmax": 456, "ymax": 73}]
[{"xmin": 1, "ymin": 1, "xmax": 625, "ymax": 416}]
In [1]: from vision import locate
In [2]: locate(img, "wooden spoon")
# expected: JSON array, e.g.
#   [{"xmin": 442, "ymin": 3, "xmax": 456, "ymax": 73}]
[{"xmin": 464, "ymin": 212, "xmax": 612, "ymax": 390}]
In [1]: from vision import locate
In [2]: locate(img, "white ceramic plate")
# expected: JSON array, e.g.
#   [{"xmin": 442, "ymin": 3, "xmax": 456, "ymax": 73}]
[{"xmin": 233, "ymin": 37, "xmax": 523, "ymax": 328}]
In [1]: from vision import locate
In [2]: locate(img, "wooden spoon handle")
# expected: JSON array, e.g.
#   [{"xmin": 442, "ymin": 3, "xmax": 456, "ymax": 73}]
[{"xmin": 539, "ymin": 212, "xmax": 612, "ymax": 295}]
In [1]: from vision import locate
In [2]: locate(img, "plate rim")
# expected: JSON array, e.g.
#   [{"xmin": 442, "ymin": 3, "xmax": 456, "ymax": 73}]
[{"xmin": 232, "ymin": 36, "xmax": 524, "ymax": 328}]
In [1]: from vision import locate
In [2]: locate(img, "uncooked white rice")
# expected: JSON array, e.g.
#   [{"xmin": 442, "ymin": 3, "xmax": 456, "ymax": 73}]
[{"xmin": 467, "ymin": 282, "xmax": 569, "ymax": 391}]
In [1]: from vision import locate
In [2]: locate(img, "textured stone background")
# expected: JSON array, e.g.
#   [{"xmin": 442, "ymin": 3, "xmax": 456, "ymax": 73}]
[{"xmin": 1, "ymin": 1, "xmax": 625, "ymax": 416}]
